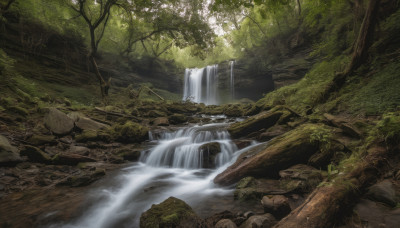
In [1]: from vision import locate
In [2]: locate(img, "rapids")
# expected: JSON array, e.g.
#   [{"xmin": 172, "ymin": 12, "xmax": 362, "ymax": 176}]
[{"xmin": 57, "ymin": 119, "xmax": 260, "ymax": 228}]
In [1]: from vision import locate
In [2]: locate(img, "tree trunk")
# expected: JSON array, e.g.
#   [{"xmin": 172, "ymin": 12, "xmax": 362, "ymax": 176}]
[
  {"xmin": 296, "ymin": 0, "xmax": 301, "ymax": 15},
  {"xmin": 88, "ymin": 55, "xmax": 106, "ymax": 98},
  {"xmin": 319, "ymin": 0, "xmax": 380, "ymax": 102},
  {"xmin": 273, "ymin": 145, "xmax": 389, "ymax": 228}
]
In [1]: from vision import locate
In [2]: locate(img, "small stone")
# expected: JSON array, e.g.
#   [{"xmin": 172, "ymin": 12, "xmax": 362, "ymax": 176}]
[
  {"xmin": 239, "ymin": 214, "xmax": 276, "ymax": 228},
  {"xmin": 261, "ymin": 195, "xmax": 291, "ymax": 219},
  {"xmin": 215, "ymin": 219, "xmax": 237, "ymax": 228}
]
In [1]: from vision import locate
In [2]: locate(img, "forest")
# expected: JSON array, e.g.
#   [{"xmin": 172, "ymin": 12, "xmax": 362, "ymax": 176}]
[{"xmin": 0, "ymin": 0, "xmax": 400, "ymax": 227}]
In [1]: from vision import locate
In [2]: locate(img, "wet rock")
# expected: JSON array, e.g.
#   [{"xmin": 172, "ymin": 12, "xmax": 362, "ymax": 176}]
[
  {"xmin": 20, "ymin": 145, "xmax": 52, "ymax": 164},
  {"xmin": 140, "ymin": 197, "xmax": 203, "ymax": 228},
  {"xmin": 366, "ymin": 180, "xmax": 397, "ymax": 207},
  {"xmin": 215, "ymin": 124, "xmax": 321, "ymax": 186},
  {"xmin": 58, "ymin": 169, "xmax": 105, "ymax": 187},
  {"xmin": 75, "ymin": 117, "xmax": 109, "ymax": 131},
  {"xmin": 44, "ymin": 108, "xmax": 74, "ymax": 135},
  {"xmin": 261, "ymin": 195, "xmax": 291, "ymax": 219},
  {"xmin": 168, "ymin": 114, "xmax": 188, "ymax": 125},
  {"xmin": 117, "ymin": 148, "xmax": 142, "ymax": 161},
  {"xmin": 111, "ymin": 121, "xmax": 149, "ymax": 143},
  {"xmin": 215, "ymin": 219, "xmax": 238, "ymax": 228},
  {"xmin": 228, "ymin": 111, "xmax": 283, "ymax": 138},
  {"xmin": 0, "ymin": 135, "xmax": 22, "ymax": 166},
  {"xmin": 153, "ymin": 117, "xmax": 169, "ymax": 126},
  {"xmin": 233, "ymin": 140, "xmax": 253, "ymax": 149},
  {"xmin": 205, "ymin": 211, "xmax": 235, "ymax": 227},
  {"xmin": 52, "ymin": 153, "xmax": 96, "ymax": 165},
  {"xmin": 200, "ymin": 142, "xmax": 221, "ymax": 168},
  {"xmin": 27, "ymin": 134, "xmax": 56, "ymax": 146},
  {"xmin": 239, "ymin": 214, "xmax": 276, "ymax": 228}
]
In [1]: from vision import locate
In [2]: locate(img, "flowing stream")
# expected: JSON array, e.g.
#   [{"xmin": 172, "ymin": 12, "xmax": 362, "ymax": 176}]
[{"xmin": 58, "ymin": 119, "xmax": 260, "ymax": 228}]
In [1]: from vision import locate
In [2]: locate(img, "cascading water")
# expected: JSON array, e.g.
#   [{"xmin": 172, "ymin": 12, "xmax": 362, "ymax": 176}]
[
  {"xmin": 58, "ymin": 120, "xmax": 260, "ymax": 228},
  {"xmin": 229, "ymin": 60, "xmax": 235, "ymax": 100},
  {"xmin": 182, "ymin": 65, "xmax": 219, "ymax": 105}
]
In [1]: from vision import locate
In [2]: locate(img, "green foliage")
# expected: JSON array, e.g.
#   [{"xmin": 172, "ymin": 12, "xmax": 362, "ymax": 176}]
[
  {"xmin": 375, "ymin": 112, "xmax": 400, "ymax": 146},
  {"xmin": 309, "ymin": 124, "xmax": 332, "ymax": 149},
  {"xmin": 257, "ymin": 55, "xmax": 349, "ymax": 113},
  {"xmin": 0, "ymin": 48, "xmax": 16, "ymax": 83}
]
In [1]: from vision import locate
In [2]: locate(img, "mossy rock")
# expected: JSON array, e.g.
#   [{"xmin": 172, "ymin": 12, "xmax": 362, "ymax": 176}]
[
  {"xmin": 75, "ymin": 130, "xmax": 99, "ymax": 143},
  {"xmin": 202, "ymin": 105, "xmax": 224, "ymax": 115},
  {"xmin": 140, "ymin": 197, "xmax": 202, "ymax": 228},
  {"xmin": 7, "ymin": 106, "xmax": 29, "ymax": 117},
  {"xmin": 0, "ymin": 135, "xmax": 22, "ymax": 166},
  {"xmin": 168, "ymin": 114, "xmax": 188, "ymax": 125},
  {"xmin": 234, "ymin": 177, "xmax": 288, "ymax": 201},
  {"xmin": 27, "ymin": 134, "xmax": 56, "ymax": 146},
  {"xmin": 166, "ymin": 102, "xmax": 198, "ymax": 114},
  {"xmin": 223, "ymin": 105, "xmax": 244, "ymax": 117},
  {"xmin": 110, "ymin": 121, "xmax": 149, "ymax": 143},
  {"xmin": 20, "ymin": 145, "xmax": 52, "ymax": 164},
  {"xmin": 228, "ymin": 110, "xmax": 284, "ymax": 138},
  {"xmin": 116, "ymin": 148, "xmax": 142, "ymax": 161}
]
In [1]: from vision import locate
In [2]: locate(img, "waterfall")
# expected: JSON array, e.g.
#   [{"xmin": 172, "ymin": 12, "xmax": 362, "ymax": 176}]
[
  {"xmin": 229, "ymin": 60, "xmax": 235, "ymax": 100},
  {"xmin": 182, "ymin": 64, "xmax": 219, "ymax": 105}
]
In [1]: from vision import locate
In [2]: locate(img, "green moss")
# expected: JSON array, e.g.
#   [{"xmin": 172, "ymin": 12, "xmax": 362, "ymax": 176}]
[
  {"xmin": 75, "ymin": 130, "xmax": 99, "ymax": 143},
  {"xmin": 110, "ymin": 121, "xmax": 149, "ymax": 143},
  {"xmin": 140, "ymin": 197, "xmax": 198, "ymax": 228}
]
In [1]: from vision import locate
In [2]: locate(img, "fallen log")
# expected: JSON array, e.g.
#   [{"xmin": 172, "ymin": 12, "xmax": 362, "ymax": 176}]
[{"xmin": 273, "ymin": 145, "xmax": 390, "ymax": 228}]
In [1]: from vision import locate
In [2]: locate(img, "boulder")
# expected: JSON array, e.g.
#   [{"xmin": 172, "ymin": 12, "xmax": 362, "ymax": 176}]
[
  {"xmin": 75, "ymin": 117, "xmax": 109, "ymax": 131},
  {"xmin": 228, "ymin": 111, "xmax": 283, "ymax": 138},
  {"xmin": 205, "ymin": 211, "xmax": 235, "ymax": 227},
  {"xmin": 261, "ymin": 195, "xmax": 291, "ymax": 219},
  {"xmin": 27, "ymin": 134, "xmax": 56, "ymax": 146},
  {"xmin": 214, "ymin": 124, "xmax": 321, "ymax": 186},
  {"xmin": 0, "ymin": 135, "xmax": 22, "ymax": 165},
  {"xmin": 168, "ymin": 114, "xmax": 188, "ymax": 125},
  {"xmin": 366, "ymin": 180, "xmax": 397, "ymax": 207},
  {"xmin": 200, "ymin": 142, "xmax": 221, "ymax": 168},
  {"xmin": 140, "ymin": 197, "xmax": 203, "ymax": 228},
  {"xmin": 44, "ymin": 108, "xmax": 74, "ymax": 135},
  {"xmin": 215, "ymin": 219, "xmax": 238, "ymax": 228},
  {"xmin": 239, "ymin": 214, "xmax": 276, "ymax": 228},
  {"xmin": 52, "ymin": 153, "xmax": 96, "ymax": 165},
  {"xmin": 153, "ymin": 117, "xmax": 170, "ymax": 126},
  {"xmin": 20, "ymin": 145, "xmax": 52, "ymax": 164}
]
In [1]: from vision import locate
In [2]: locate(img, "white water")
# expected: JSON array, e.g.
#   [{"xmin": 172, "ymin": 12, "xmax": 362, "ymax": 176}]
[
  {"xmin": 230, "ymin": 60, "xmax": 235, "ymax": 100},
  {"xmin": 182, "ymin": 65, "xmax": 219, "ymax": 105},
  {"xmin": 58, "ymin": 122, "xmax": 259, "ymax": 228}
]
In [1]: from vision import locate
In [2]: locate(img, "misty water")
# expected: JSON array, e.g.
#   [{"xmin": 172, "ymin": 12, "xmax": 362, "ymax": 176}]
[{"xmin": 57, "ymin": 117, "xmax": 262, "ymax": 228}]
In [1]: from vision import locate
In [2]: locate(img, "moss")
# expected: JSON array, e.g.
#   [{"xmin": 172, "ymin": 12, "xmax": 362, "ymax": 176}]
[
  {"xmin": 75, "ymin": 130, "xmax": 98, "ymax": 143},
  {"xmin": 110, "ymin": 121, "xmax": 149, "ymax": 143},
  {"xmin": 7, "ymin": 106, "xmax": 29, "ymax": 117},
  {"xmin": 223, "ymin": 104, "xmax": 244, "ymax": 117},
  {"xmin": 140, "ymin": 197, "xmax": 199, "ymax": 228}
]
